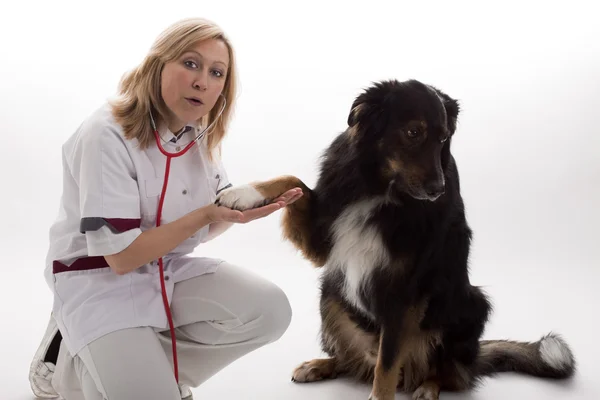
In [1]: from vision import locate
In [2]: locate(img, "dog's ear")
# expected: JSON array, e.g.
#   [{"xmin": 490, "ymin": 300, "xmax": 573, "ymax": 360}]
[
  {"xmin": 429, "ymin": 86, "xmax": 460, "ymax": 134},
  {"xmin": 443, "ymin": 97, "xmax": 460, "ymax": 134},
  {"xmin": 347, "ymin": 95, "xmax": 368, "ymax": 128}
]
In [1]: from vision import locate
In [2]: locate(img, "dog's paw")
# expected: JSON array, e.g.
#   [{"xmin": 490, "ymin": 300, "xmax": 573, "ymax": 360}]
[
  {"xmin": 214, "ymin": 184, "xmax": 268, "ymax": 211},
  {"xmin": 412, "ymin": 383, "xmax": 439, "ymax": 400},
  {"xmin": 369, "ymin": 387, "xmax": 397, "ymax": 400},
  {"xmin": 368, "ymin": 393, "xmax": 391, "ymax": 400},
  {"xmin": 291, "ymin": 359, "xmax": 337, "ymax": 383}
]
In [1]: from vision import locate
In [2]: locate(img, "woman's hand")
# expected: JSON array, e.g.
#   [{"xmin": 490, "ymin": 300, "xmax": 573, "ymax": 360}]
[{"xmin": 207, "ymin": 188, "xmax": 303, "ymax": 224}]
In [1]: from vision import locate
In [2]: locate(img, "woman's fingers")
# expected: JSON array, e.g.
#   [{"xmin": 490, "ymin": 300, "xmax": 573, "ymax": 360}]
[
  {"xmin": 273, "ymin": 188, "xmax": 303, "ymax": 204},
  {"xmin": 209, "ymin": 188, "xmax": 304, "ymax": 225},
  {"xmin": 285, "ymin": 192, "xmax": 303, "ymax": 205},
  {"xmin": 277, "ymin": 188, "xmax": 301, "ymax": 200},
  {"xmin": 239, "ymin": 202, "xmax": 282, "ymax": 222},
  {"xmin": 239, "ymin": 188, "xmax": 303, "ymax": 222}
]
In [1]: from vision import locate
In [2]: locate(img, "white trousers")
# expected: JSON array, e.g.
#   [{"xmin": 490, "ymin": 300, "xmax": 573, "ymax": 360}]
[{"xmin": 51, "ymin": 262, "xmax": 292, "ymax": 400}]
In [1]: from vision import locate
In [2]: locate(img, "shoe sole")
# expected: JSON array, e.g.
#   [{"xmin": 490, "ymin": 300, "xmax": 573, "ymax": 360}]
[{"xmin": 29, "ymin": 313, "xmax": 60, "ymax": 398}]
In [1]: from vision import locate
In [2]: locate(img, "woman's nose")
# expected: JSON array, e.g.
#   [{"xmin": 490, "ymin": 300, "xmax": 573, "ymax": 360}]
[{"xmin": 193, "ymin": 74, "xmax": 208, "ymax": 91}]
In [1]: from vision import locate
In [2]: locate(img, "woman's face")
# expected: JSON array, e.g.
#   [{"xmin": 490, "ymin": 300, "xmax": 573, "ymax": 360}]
[{"xmin": 160, "ymin": 38, "xmax": 229, "ymax": 132}]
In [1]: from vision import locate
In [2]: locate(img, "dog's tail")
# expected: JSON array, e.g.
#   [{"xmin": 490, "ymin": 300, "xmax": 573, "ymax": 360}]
[{"xmin": 474, "ymin": 332, "xmax": 575, "ymax": 379}]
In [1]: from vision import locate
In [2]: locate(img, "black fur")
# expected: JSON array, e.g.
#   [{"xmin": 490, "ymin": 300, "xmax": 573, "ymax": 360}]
[{"xmin": 298, "ymin": 79, "xmax": 575, "ymax": 392}]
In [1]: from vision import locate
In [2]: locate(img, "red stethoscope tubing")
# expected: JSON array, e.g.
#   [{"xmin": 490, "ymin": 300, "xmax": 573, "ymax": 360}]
[
  {"xmin": 152, "ymin": 130, "xmax": 197, "ymax": 384},
  {"xmin": 149, "ymin": 95, "xmax": 225, "ymax": 384}
]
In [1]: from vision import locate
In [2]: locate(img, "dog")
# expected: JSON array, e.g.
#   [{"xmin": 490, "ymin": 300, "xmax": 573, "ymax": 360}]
[{"xmin": 215, "ymin": 79, "xmax": 576, "ymax": 400}]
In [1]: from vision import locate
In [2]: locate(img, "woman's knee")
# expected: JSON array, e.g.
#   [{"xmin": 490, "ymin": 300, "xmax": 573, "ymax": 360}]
[{"xmin": 260, "ymin": 282, "xmax": 292, "ymax": 343}]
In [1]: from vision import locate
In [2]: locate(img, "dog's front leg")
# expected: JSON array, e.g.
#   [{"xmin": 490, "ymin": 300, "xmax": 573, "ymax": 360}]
[
  {"xmin": 369, "ymin": 320, "xmax": 408, "ymax": 400},
  {"xmin": 215, "ymin": 175, "xmax": 329, "ymax": 266}
]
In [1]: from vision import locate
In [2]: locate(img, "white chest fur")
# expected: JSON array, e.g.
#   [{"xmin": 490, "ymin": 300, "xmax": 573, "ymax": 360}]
[{"xmin": 326, "ymin": 198, "xmax": 389, "ymax": 316}]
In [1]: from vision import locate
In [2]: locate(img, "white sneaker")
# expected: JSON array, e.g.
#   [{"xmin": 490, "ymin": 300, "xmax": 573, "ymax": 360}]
[
  {"xmin": 30, "ymin": 314, "xmax": 192, "ymax": 400},
  {"xmin": 29, "ymin": 314, "xmax": 60, "ymax": 398},
  {"xmin": 179, "ymin": 384, "xmax": 194, "ymax": 400}
]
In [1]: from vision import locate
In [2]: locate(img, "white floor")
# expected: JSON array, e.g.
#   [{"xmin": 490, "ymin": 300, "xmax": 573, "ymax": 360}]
[{"xmin": 3, "ymin": 243, "xmax": 598, "ymax": 400}]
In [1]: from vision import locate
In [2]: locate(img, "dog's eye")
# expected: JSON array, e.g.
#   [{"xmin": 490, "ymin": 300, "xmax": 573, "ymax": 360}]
[
  {"xmin": 407, "ymin": 129, "xmax": 419, "ymax": 138},
  {"xmin": 440, "ymin": 136, "xmax": 449, "ymax": 143}
]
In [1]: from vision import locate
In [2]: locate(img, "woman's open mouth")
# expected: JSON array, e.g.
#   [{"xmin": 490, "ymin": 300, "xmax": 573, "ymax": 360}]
[{"xmin": 186, "ymin": 97, "xmax": 204, "ymax": 106}]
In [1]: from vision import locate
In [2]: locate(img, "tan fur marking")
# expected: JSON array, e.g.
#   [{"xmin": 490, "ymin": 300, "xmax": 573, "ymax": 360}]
[
  {"xmin": 253, "ymin": 175, "xmax": 298, "ymax": 199},
  {"xmin": 371, "ymin": 301, "xmax": 442, "ymax": 398},
  {"xmin": 401, "ymin": 303, "xmax": 442, "ymax": 392},
  {"xmin": 319, "ymin": 297, "xmax": 380, "ymax": 382},
  {"xmin": 349, "ymin": 104, "xmax": 366, "ymax": 126},
  {"xmin": 281, "ymin": 192, "xmax": 326, "ymax": 267},
  {"xmin": 384, "ymin": 155, "xmax": 426, "ymax": 187},
  {"xmin": 401, "ymin": 331, "xmax": 442, "ymax": 392},
  {"xmin": 372, "ymin": 336, "xmax": 404, "ymax": 400},
  {"xmin": 479, "ymin": 340, "xmax": 535, "ymax": 358},
  {"xmin": 347, "ymin": 124, "xmax": 360, "ymax": 138},
  {"xmin": 317, "ymin": 295, "xmax": 442, "ymax": 396},
  {"xmin": 292, "ymin": 358, "xmax": 338, "ymax": 382},
  {"xmin": 385, "ymin": 158, "xmax": 405, "ymax": 178},
  {"xmin": 251, "ymin": 175, "xmax": 326, "ymax": 267},
  {"xmin": 412, "ymin": 379, "xmax": 441, "ymax": 400}
]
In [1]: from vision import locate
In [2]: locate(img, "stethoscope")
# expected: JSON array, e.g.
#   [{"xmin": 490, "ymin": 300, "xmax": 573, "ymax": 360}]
[
  {"xmin": 150, "ymin": 93, "xmax": 227, "ymax": 157},
  {"xmin": 149, "ymin": 94, "xmax": 227, "ymax": 385}
]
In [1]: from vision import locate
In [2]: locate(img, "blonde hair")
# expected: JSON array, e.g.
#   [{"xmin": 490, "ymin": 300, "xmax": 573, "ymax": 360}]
[{"xmin": 110, "ymin": 17, "xmax": 237, "ymax": 159}]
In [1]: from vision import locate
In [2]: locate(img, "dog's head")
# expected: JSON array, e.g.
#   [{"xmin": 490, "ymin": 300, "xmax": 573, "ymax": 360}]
[{"xmin": 347, "ymin": 79, "xmax": 460, "ymax": 202}]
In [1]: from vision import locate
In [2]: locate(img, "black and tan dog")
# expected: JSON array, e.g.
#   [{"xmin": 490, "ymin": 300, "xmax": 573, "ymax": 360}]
[{"xmin": 215, "ymin": 79, "xmax": 575, "ymax": 400}]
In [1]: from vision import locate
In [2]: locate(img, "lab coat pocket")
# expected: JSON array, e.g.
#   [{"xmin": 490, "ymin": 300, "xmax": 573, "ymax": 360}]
[
  {"xmin": 141, "ymin": 178, "xmax": 163, "ymax": 217},
  {"xmin": 145, "ymin": 178, "xmax": 163, "ymax": 198}
]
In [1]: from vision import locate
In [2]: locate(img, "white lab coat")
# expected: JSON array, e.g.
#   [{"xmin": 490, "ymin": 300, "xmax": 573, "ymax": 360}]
[{"xmin": 44, "ymin": 103, "xmax": 231, "ymax": 356}]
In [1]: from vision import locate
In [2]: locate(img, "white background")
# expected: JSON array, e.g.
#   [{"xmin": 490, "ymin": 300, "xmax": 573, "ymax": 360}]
[{"xmin": 1, "ymin": 0, "xmax": 598, "ymax": 399}]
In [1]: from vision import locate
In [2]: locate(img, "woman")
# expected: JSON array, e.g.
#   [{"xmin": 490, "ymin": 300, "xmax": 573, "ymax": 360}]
[{"xmin": 28, "ymin": 17, "xmax": 302, "ymax": 400}]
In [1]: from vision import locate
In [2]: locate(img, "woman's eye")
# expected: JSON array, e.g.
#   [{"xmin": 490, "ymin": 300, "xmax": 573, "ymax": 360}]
[
  {"xmin": 211, "ymin": 69, "xmax": 224, "ymax": 78},
  {"xmin": 184, "ymin": 60, "xmax": 198, "ymax": 69}
]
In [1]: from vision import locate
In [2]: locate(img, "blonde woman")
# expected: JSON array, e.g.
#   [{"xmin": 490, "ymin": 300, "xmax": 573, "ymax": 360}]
[{"xmin": 28, "ymin": 18, "xmax": 302, "ymax": 400}]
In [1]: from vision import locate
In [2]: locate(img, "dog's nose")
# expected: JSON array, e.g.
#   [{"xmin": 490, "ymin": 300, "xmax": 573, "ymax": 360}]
[{"xmin": 424, "ymin": 180, "xmax": 445, "ymax": 198}]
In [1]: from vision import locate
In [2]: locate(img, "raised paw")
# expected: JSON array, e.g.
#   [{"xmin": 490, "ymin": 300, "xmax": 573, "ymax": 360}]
[
  {"xmin": 291, "ymin": 358, "xmax": 337, "ymax": 383},
  {"xmin": 214, "ymin": 184, "xmax": 269, "ymax": 211},
  {"xmin": 412, "ymin": 381, "xmax": 440, "ymax": 400}
]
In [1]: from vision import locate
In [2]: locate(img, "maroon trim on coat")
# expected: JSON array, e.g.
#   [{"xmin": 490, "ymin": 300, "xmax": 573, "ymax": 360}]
[
  {"xmin": 53, "ymin": 256, "xmax": 111, "ymax": 274},
  {"xmin": 79, "ymin": 217, "xmax": 141, "ymax": 234},
  {"xmin": 104, "ymin": 218, "xmax": 141, "ymax": 232}
]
